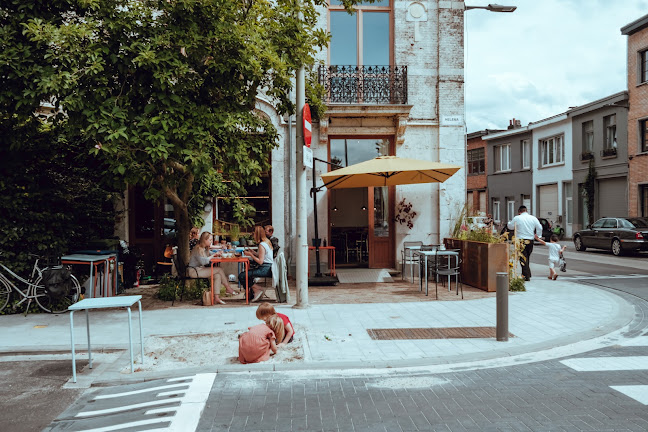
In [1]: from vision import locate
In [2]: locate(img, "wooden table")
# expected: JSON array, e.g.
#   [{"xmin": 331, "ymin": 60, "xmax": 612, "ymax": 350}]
[
  {"xmin": 210, "ymin": 256, "xmax": 250, "ymax": 304},
  {"xmin": 308, "ymin": 246, "xmax": 336, "ymax": 276},
  {"xmin": 68, "ymin": 296, "xmax": 143, "ymax": 383},
  {"xmin": 61, "ymin": 253, "xmax": 118, "ymax": 298}
]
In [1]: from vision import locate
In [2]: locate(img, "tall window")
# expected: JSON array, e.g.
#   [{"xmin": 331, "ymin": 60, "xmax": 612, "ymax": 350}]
[
  {"xmin": 641, "ymin": 185, "xmax": 648, "ymax": 217},
  {"xmin": 467, "ymin": 148, "xmax": 485, "ymax": 175},
  {"xmin": 582, "ymin": 121, "xmax": 594, "ymax": 153},
  {"xmin": 492, "ymin": 200, "xmax": 500, "ymax": 222},
  {"xmin": 521, "ymin": 139, "xmax": 530, "ymax": 169},
  {"xmin": 329, "ymin": 1, "xmax": 391, "ymax": 66},
  {"xmin": 494, "ymin": 144, "xmax": 510, "ymax": 172},
  {"xmin": 641, "ymin": 49, "xmax": 648, "ymax": 84},
  {"xmin": 541, "ymin": 135, "xmax": 564, "ymax": 166},
  {"xmin": 641, "ymin": 119, "xmax": 648, "ymax": 153},
  {"xmin": 507, "ymin": 199, "xmax": 515, "ymax": 221},
  {"xmin": 604, "ymin": 115, "xmax": 617, "ymax": 149}
]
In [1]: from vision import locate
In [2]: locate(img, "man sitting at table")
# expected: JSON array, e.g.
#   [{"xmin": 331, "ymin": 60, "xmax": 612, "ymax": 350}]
[{"xmin": 188, "ymin": 232, "xmax": 239, "ymax": 304}]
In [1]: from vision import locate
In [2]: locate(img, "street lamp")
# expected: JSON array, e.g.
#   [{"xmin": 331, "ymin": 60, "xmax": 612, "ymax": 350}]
[{"xmin": 465, "ymin": 3, "xmax": 517, "ymax": 12}]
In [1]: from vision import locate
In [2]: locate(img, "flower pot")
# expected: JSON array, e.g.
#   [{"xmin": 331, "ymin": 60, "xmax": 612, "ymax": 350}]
[{"xmin": 444, "ymin": 238, "xmax": 509, "ymax": 292}]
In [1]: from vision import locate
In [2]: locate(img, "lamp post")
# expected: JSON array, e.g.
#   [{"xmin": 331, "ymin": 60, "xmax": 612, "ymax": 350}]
[{"xmin": 465, "ymin": 3, "xmax": 516, "ymax": 12}]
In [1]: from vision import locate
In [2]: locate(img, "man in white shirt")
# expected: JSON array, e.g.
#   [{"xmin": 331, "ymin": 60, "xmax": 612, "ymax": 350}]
[{"xmin": 507, "ymin": 205, "xmax": 543, "ymax": 281}]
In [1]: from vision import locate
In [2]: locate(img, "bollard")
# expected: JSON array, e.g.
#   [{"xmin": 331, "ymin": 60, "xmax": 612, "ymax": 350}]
[{"xmin": 496, "ymin": 272, "xmax": 509, "ymax": 341}]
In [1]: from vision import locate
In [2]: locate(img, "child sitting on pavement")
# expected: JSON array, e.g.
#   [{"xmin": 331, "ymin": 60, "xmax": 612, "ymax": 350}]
[
  {"xmin": 238, "ymin": 315, "xmax": 284, "ymax": 364},
  {"xmin": 535, "ymin": 234, "xmax": 566, "ymax": 281},
  {"xmin": 256, "ymin": 302, "xmax": 295, "ymax": 346}
]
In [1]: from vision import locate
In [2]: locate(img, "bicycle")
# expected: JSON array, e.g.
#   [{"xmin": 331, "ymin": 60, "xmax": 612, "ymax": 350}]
[{"xmin": 0, "ymin": 254, "xmax": 80, "ymax": 314}]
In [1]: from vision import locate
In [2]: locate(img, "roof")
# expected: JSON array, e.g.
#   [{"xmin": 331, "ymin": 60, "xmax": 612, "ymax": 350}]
[
  {"xmin": 566, "ymin": 91, "xmax": 628, "ymax": 117},
  {"xmin": 466, "ymin": 129, "xmax": 504, "ymax": 140},
  {"xmin": 482, "ymin": 126, "xmax": 530, "ymax": 141},
  {"xmin": 621, "ymin": 13, "xmax": 648, "ymax": 35}
]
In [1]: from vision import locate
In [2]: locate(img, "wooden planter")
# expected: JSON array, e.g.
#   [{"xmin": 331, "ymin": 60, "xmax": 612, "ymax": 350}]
[{"xmin": 444, "ymin": 238, "xmax": 509, "ymax": 292}]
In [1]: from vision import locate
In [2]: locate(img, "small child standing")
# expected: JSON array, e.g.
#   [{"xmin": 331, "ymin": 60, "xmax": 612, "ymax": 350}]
[
  {"xmin": 238, "ymin": 315, "xmax": 284, "ymax": 364},
  {"xmin": 535, "ymin": 234, "xmax": 567, "ymax": 280},
  {"xmin": 256, "ymin": 302, "xmax": 295, "ymax": 346}
]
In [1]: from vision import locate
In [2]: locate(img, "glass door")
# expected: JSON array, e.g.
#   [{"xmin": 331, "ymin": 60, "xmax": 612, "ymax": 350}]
[{"xmin": 368, "ymin": 186, "xmax": 394, "ymax": 268}]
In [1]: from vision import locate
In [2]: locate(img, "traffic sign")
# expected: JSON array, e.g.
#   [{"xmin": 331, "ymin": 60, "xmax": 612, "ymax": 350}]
[{"xmin": 303, "ymin": 104, "xmax": 312, "ymax": 148}]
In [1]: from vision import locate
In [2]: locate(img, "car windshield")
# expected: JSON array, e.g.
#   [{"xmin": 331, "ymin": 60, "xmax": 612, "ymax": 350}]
[{"xmin": 627, "ymin": 218, "xmax": 648, "ymax": 228}]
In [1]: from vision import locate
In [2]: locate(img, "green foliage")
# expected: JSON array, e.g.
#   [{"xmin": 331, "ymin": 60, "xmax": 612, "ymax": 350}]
[
  {"xmin": 306, "ymin": 65, "xmax": 328, "ymax": 121},
  {"xmin": 509, "ymin": 276, "xmax": 526, "ymax": 292},
  {"xmin": 156, "ymin": 274, "xmax": 208, "ymax": 302},
  {"xmin": 584, "ymin": 160, "xmax": 596, "ymax": 226},
  {"xmin": 451, "ymin": 203, "xmax": 505, "ymax": 244}
]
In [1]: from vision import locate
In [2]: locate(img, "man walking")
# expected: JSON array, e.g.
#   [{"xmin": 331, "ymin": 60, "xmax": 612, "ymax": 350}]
[{"xmin": 507, "ymin": 205, "xmax": 542, "ymax": 281}]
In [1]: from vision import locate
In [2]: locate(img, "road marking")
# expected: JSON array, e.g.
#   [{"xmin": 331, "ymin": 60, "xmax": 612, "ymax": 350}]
[
  {"xmin": 559, "ymin": 274, "xmax": 648, "ymax": 280},
  {"xmin": 610, "ymin": 385, "xmax": 648, "ymax": 405},
  {"xmin": 561, "ymin": 356, "xmax": 648, "ymax": 371},
  {"xmin": 75, "ymin": 373, "xmax": 216, "ymax": 431},
  {"xmin": 94, "ymin": 383, "xmax": 189, "ymax": 399}
]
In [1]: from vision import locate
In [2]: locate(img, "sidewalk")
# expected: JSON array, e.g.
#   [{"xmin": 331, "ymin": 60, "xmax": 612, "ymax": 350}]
[{"xmin": 0, "ymin": 263, "xmax": 637, "ymax": 386}]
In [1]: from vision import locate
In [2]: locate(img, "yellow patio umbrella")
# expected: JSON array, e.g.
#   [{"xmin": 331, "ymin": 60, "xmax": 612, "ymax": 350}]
[{"xmin": 320, "ymin": 155, "xmax": 461, "ymax": 189}]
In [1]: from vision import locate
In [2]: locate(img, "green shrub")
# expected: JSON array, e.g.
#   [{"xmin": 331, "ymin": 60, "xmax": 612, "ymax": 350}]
[
  {"xmin": 156, "ymin": 275, "xmax": 210, "ymax": 302},
  {"xmin": 509, "ymin": 276, "xmax": 526, "ymax": 292}
]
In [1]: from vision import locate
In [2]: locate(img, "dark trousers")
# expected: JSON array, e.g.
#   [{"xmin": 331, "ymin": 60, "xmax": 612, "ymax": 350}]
[
  {"xmin": 239, "ymin": 264, "xmax": 272, "ymax": 297},
  {"xmin": 520, "ymin": 240, "xmax": 534, "ymax": 280}
]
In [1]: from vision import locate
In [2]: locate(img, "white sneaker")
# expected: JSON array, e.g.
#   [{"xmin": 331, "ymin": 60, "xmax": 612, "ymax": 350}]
[{"xmin": 251, "ymin": 290, "xmax": 264, "ymax": 303}]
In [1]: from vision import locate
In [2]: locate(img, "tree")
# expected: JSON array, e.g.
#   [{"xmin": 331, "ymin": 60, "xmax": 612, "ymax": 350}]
[
  {"xmin": 584, "ymin": 159, "xmax": 596, "ymax": 226},
  {"xmin": 14, "ymin": 0, "xmax": 330, "ymax": 270}
]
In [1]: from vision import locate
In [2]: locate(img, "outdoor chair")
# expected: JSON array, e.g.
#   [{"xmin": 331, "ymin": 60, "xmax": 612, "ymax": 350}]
[
  {"xmin": 435, "ymin": 254, "xmax": 463, "ymax": 300},
  {"xmin": 401, "ymin": 241, "xmax": 423, "ymax": 282},
  {"xmin": 417, "ymin": 245, "xmax": 439, "ymax": 291},
  {"xmin": 170, "ymin": 254, "xmax": 209, "ymax": 306}
]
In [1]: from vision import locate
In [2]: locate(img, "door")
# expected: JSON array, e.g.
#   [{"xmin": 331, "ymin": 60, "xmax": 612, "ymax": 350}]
[
  {"xmin": 368, "ymin": 186, "xmax": 394, "ymax": 268},
  {"xmin": 586, "ymin": 218, "xmax": 605, "ymax": 248},
  {"xmin": 597, "ymin": 177, "xmax": 627, "ymax": 220},
  {"xmin": 538, "ymin": 184, "xmax": 558, "ymax": 224},
  {"xmin": 597, "ymin": 218, "xmax": 618, "ymax": 248}
]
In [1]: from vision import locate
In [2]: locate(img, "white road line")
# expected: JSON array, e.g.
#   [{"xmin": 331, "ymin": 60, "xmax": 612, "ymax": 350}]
[
  {"xmin": 80, "ymin": 418, "xmax": 168, "ymax": 432},
  {"xmin": 94, "ymin": 383, "xmax": 188, "ymax": 400},
  {"xmin": 610, "ymin": 385, "xmax": 648, "ymax": 405},
  {"xmin": 76, "ymin": 398, "xmax": 182, "ymax": 417},
  {"xmin": 561, "ymin": 356, "xmax": 648, "ymax": 371},
  {"xmin": 165, "ymin": 373, "xmax": 216, "ymax": 431}
]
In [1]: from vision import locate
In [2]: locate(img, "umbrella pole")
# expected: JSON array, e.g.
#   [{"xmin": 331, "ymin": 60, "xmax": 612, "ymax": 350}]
[{"xmin": 311, "ymin": 162, "xmax": 322, "ymax": 277}]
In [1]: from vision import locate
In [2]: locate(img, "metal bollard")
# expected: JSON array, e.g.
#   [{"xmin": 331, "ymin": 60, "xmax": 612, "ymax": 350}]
[{"xmin": 496, "ymin": 272, "xmax": 509, "ymax": 341}]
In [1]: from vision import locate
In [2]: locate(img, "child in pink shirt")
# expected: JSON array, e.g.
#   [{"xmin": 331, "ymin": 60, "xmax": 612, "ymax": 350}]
[
  {"xmin": 238, "ymin": 315, "xmax": 284, "ymax": 364},
  {"xmin": 256, "ymin": 302, "xmax": 295, "ymax": 346}
]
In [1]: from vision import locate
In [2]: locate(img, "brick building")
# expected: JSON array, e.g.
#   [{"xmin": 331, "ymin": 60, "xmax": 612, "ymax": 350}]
[
  {"xmin": 466, "ymin": 130, "xmax": 501, "ymax": 215},
  {"xmin": 622, "ymin": 14, "xmax": 648, "ymax": 217}
]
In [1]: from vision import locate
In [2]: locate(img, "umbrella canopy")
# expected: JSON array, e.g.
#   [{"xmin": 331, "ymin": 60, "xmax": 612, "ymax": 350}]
[{"xmin": 320, "ymin": 156, "xmax": 461, "ymax": 189}]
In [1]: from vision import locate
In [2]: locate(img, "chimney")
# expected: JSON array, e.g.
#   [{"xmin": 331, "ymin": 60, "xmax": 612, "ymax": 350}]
[{"xmin": 507, "ymin": 118, "xmax": 521, "ymax": 130}]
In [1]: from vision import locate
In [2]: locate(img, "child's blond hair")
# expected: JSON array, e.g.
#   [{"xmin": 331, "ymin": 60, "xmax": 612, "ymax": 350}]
[
  {"xmin": 265, "ymin": 314, "xmax": 284, "ymax": 343},
  {"xmin": 256, "ymin": 302, "xmax": 276, "ymax": 320}
]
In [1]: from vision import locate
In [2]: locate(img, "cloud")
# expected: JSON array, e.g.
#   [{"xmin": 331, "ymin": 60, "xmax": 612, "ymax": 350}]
[{"xmin": 465, "ymin": 0, "xmax": 647, "ymax": 131}]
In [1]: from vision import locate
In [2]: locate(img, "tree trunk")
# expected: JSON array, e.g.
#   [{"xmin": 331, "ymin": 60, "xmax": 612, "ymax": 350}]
[{"xmin": 173, "ymin": 204, "xmax": 193, "ymax": 278}]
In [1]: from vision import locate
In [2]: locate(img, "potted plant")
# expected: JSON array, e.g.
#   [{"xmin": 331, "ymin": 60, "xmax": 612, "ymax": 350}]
[{"xmin": 229, "ymin": 225, "xmax": 241, "ymax": 247}]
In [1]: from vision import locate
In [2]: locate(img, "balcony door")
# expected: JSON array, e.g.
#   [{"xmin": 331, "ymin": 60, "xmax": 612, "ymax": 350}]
[{"xmin": 329, "ymin": 0, "xmax": 392, "ymax": 103}]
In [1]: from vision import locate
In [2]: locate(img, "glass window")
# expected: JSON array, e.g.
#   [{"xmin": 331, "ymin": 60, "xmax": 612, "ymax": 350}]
[
  {"xmin": 494, "ymin": 144, "xmax": 510, "ymax": 172},
  {"xmin": 467, "ymin": 148, "xmax": 485, "ymax": 175},
  {"xmin": 492, "ymin": 200, "xmax": 500, "ymax": 222},
  {"xmin": 541, "ymin": 135, "xmax": 564, "ymax": 166},
  {"xmin": 592, "ymin": 219, "xmax": 605, "ymax": 229},
  {"xmin": 641, "ymin": 119, "xmax": 648, "ymax": 153},
  {"xmin": 363, "ymin": 13, "xmax": 389, "ymax": 65},
  {"xmin": 642, "ymin": 50, "xmax": 648, "ymax": 83},
  {"xmin": 373, "ymin": 186, "xmax": 389, "ymax": 237},
  {"xmin": 602, "ymin": 219, "xmax": 617, "ymax": 228},
  {"xmin": 507, "ymin": 200, "xmax": 515, "ymax": 221},
  {"xmin": 330, "ymin": 138, "xmax": 390, "ymax": 168},
  {"xmin": 582, "ymin": 121, "xmax": 594, "ymax": 153},
  {"xmin": 330, "ymin": 11, "xmax": 357, "ymax": 65},
  {"xmin": 521, "ymin": 139, "xmax": 530, "ymax": 169},
  {"xmin": 604, "ymin": 115, "xmax": 617, "ymax": 149},
  {"xmin": 641, "ymin": 186, "xmax": 648, "ymax": 217}
]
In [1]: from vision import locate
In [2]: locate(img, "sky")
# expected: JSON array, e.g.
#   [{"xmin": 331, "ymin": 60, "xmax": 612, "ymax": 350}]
[{"xmin": 465, "ymin": 0, "xmax": 648, "ymax": 132}]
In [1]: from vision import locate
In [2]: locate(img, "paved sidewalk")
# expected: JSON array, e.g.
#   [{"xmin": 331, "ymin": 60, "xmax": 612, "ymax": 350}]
[{"xmin": 0, "ymin": 263, "xmax": 638, "ymax": 386}]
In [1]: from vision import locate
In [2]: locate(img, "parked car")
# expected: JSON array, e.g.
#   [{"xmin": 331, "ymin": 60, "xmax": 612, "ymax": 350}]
[{"xmin": 573, "ymin": 217, "xmax": 648, "ymax": 256}]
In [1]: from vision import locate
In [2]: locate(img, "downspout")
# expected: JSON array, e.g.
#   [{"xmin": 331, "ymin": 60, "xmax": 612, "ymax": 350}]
[{"xmin": 287, "ymin": 91, "xmax": 294, "ymax": 270}]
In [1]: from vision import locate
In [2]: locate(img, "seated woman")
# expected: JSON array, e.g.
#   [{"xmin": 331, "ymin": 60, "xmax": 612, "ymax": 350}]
[
  {"xmin": 239, "ymin": 226, "xmax": 274, "ymax": 303},
  {"xmin": 189, "ymin": 227, "xmax": 200, "ymax": 251},
  {"xmin": 188, "ymin": 232, "xmax": 239, "ymax": 305}
]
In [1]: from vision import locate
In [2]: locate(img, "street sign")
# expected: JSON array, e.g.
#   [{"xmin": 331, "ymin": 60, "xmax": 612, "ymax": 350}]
[
  {"xmin": 303, "ymin": 104, "xmax": 312, "ymax": 148},
  {"xmin": 303, "ymin": 146, "xmax": 313, "ymax": 168}
]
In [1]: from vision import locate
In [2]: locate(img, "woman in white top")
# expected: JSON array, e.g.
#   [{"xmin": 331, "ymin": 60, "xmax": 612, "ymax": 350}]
[
  {"xmin": 239, "ymin": 226, "xmax": 274, "ymax": 303},
  {"xmin": 188, "ymin": 232, "xmax": 239, "ymax": 305}
]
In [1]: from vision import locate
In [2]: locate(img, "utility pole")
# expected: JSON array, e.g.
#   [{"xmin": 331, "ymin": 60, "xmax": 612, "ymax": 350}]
[{"xmin": 295, "ymin": 52, "xmax": 309, "ymax": 307}]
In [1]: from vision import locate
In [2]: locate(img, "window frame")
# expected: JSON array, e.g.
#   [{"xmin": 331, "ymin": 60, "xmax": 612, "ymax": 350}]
[
  {"xmin": 506, "ymin": 200, "xmax": 515, "ymax": 222},
  {"xmin": 492, "ymin": 200, "xmax": 501, "ymax": 223},
  {"xmin": 582, "ymin": 121, "xmax": 594, "ymax": 154},
  {"xmin": 540, "ymin": 134, "xmax": 565, "ymax": 167},
  {"xmin": 467, "ymin": 147, "xmax": 485, "ymax": 175},
  {"xmin": 521, "ymin": 139, "xmax": 530, "ymax": 170},
  {"xmin": 641, "ymin": 49, "xmax": 648, "ymax": 84},
  {"xmin": 640, "ymin": 118, "xmax": 648, "ymax": 153},
  {"xmin": 603, "ymin": 114, "xmax": 617, "ymax": 149},
  {"xmin": 494, "ymin": 144, "xmax": 511, "ymax": 173}
]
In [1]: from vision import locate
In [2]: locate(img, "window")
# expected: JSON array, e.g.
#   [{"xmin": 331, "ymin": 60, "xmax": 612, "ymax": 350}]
[
  {"xmin": 591, "ymin": 219, "xmax": 605, "ymax": 229},
  {"xmin": 492, "ymin": 200, "xmax": 500, "ymax": 222},
  {"xmin": 641, "ymin": 49, "xmax": 648, "ymax": 83},
  {"xmin": 467, "ymin": 148, "xmax": 485, "ymax": 175},
  {"xmin": 507, "ymin": 200, "xmax": 515, "ymax": 221},
  {"xmin": 521, "ymin": 139, "xmax": 530, "ymax": 169},
  {"xmin": 604, "ymin": 115, "xmax": 617, "ymax": 149},
  {"xmin": 641, "ymin": 119, "xmax": 648, "ymax": 153},
  {"xmin": 641, "ymin": 185, "xmax": 648, "ymax": 217},
  {"xmin": 494, "ymin": 144, "xmax": 510, "ymax": 172},
  {"xmin": 582, "ymin": 121, "xmax": 593, "ymax": 153},
  {"xmin": 541, "ymin": 135, "xmax": 564, "ymax": 166},
  {"xmin": 601, "ymin": 219, "xmax": 617, "ymax": 229}
]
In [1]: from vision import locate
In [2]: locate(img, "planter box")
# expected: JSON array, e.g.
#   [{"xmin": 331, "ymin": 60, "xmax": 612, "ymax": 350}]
[{"xmin": 444, "ymin": 238, "xmax": 509, "ymax": 292}]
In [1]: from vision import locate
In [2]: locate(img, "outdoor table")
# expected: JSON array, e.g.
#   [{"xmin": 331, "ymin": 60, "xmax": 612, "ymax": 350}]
[
  {"xmin": 415, "ymin": 250, "xmax": 459, "ymax": 296},
  {"xmin": 210, "ymin": 256, "xmax": 250, "ymax": 304},
  {"xmin": 68, "ymin": 295, "xmax": 143, "ymax": 383},
  {"xmin": 308, "ymin": 246, "xmax": 336, "ymax": 276},
  {"xmin": 61, "ymin": 253, "xmax": 118, "ymax": 298}
]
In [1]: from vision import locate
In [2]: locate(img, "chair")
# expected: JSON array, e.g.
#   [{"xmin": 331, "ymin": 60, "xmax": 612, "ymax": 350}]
[
  {"xmin": 170, "ymin": 254, "xmax": 209, "ymax": 305},
  {"xmin": 435, "ymin": 253, "xmax": 463, "ymax": 300},
  {"xmin": 417, "ymin": 245, "xmax": 439, "ymax": 292},
  {"xmin": 401, "ymin": 241, "xmax": 423, "ymax": 281}
]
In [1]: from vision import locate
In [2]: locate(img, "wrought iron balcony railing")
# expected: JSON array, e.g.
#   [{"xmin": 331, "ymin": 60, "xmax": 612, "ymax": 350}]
[{"xmin": 318, "ymin": 65, "xmax": 408, "ymax": 104}]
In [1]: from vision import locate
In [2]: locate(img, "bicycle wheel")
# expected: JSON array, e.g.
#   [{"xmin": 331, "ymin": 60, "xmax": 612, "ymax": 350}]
[
  {"xmin": 0, "ymin": 278, "xmax": 11, "ymax": 312},
  {"xmin": 34, "ymin": 274, "xmax": 81, "ymax": 314}
]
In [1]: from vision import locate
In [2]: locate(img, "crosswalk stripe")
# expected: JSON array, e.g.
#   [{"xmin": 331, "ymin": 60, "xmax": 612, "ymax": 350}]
[
  {"xmin": 560, "ymin": 356, "xmax": 648, "ymax": 371},
  {"xmin": 610, "ymin": 385, "xmax": 648, "ymax": 405},
  {"xmin": 94, "ymin": 383, "xmax": 188, "ymax": 400},
  {"xmin": 79, "ymin": 418, "xmax": 167, "ymax": 432}
]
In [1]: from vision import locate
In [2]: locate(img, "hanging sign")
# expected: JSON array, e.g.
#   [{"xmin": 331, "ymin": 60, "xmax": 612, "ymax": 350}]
[{"xmin": 303, "ymin": 104, "xmax": 312, "ymax": 148}]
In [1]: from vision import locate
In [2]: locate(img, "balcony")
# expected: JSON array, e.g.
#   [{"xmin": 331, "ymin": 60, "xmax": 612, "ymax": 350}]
[
  {"xmin": 601, "ymin": 147, "xmax": 617, "ymax": 158},
  {"xmin": 318, "ymin": 65, "xmax": 408, "ymax": 104}
]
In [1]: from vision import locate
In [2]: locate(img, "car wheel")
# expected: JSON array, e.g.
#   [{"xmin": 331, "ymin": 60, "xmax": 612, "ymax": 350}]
[
  {"xmin": 574, "ymin": 236, "xmax": 586, "ymax": 251},
  {"xmin": 558, "ymin": 229, "xmax": 565, "ymax": 240},
  {"xmin": 611, "ymin": 239, "xmax": 622, "ymax": 256}
]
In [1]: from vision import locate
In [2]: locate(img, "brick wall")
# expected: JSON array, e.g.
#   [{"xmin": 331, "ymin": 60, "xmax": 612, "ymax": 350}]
[
  {"xmin": 627, "ymin": 28, "xmax": 648, "ymax": 217},
  {"xmin": 466, "ymin": 134, "xmax": 487, "ymax": 213}
]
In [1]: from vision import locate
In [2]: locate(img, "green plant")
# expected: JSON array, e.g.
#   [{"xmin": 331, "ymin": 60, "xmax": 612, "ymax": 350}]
[
  {"xmin": 395, "ymin": 198, "xmax": 417, "ymax": 229},
  {"xmin": 229, "ymin": 224, "xmax": 241, "ymax": 241},
  {"xmin": 157, "ymin": 274, "xmax": 180, "ymax": 301},
  {"xmin": 584, "ymin": 160, "xmax": 596, "ymax": 226},
  {"xmin": 509, "ymin": 276, "xmax": 526, "ymax": 292}
]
